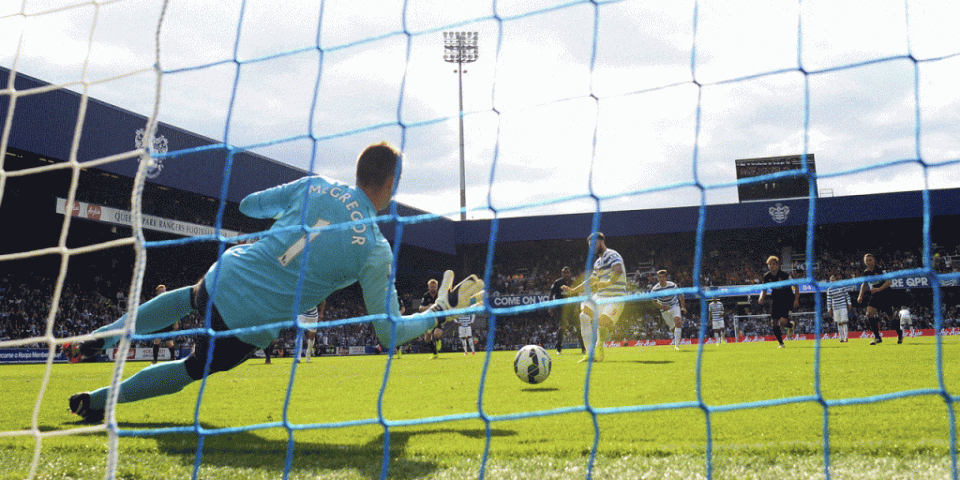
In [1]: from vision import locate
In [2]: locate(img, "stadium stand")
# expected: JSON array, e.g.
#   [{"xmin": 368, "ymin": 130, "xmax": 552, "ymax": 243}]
[{"xmin": 2, "ymin": 65, "xmax": 960, "ymax": 357}]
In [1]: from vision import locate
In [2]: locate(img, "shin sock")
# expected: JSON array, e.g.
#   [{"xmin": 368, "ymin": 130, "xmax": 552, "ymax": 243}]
[
  {"xmin": 773, "ymin": 326, "xmax": 784, "ymax": 344},
  {"xmin": 869, "ymin": 317, "xmax": 881, "ymax": 340},
  {"xmin": 579, "ymin": 313, "xmax": 594, "ymax": 352},
  {"xmin": 94, "ymin": 287, "xmax": 194, "ymax": 350},
  {"xmin": 88, "ymin": 359, "xmax": 196, "ymax": 410}
]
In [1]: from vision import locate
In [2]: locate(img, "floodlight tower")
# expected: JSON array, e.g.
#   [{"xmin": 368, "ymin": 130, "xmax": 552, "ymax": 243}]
[{"xmin": 443, "ymin": 31, "xmax": 478, "ymax": 221}]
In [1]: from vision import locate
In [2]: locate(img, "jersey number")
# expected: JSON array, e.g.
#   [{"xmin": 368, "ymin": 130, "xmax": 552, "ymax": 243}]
[{"xmin": 278, "ymin": 218, "xmax": 330, "ymax": 267}]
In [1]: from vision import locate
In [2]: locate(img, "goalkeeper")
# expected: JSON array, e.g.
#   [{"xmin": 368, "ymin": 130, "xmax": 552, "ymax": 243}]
[{"xmin": 62, "ymin": 141, "xmax": 484, "ymax": 423}]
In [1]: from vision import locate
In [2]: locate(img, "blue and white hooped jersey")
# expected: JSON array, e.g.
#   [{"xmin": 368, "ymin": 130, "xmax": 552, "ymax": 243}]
[
  {"xmin": 204, "ymin": 175, "xmax": 399, "ymax": 348},
  {"xmin": 298, "ymin": 306, "xmax": 320, "ymax": 324},
  {"xmin": 592, "ymin": 248, "xmax": 627, "ymax": 298},
  {"xmin": 826, "ymin": 286, "xmax": 851, "ymax": 311},
  {"xmin": 650, "ymin": 281, "xmax": 681, "ymax": 307},
  {"xmin": 709, "ymin": 301, "xmax": 724, "ymax": 323}
]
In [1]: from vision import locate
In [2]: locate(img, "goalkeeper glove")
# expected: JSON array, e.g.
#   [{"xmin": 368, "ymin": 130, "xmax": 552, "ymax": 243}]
[{"xmin": 430, "ymin": 270, "xmax": 484, "ymax": 319}]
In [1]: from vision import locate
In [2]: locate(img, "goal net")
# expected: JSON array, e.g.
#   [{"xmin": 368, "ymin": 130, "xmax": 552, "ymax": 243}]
[{"xmin": 2, "ymin": 1, "xmax": 959, "ymax": 479}]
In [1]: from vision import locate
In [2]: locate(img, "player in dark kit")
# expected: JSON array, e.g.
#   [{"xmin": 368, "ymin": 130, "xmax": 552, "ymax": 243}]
[
  {"xmin": 858, "ymin": 253, "xmax": 903, "ymax": 345},
  {"xmin": 550, "ymin": 266, "xmax": 584, "ymax": 355},
  {"xmin": 150, "ymin": 284, "xmax": 180, "ymax": 363},
  {"xmin": 757, "ymin": 256, "xmax": 799, "ymax": 348}
]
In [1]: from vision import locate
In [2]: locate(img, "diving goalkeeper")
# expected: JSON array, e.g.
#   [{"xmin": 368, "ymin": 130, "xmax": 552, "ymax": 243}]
[{"xmin": 62, "ymin": 141, "xmax": 484, "ymax": 423}]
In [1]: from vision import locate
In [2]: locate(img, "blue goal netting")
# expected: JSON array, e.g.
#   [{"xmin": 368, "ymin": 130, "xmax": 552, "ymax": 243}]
[{"xmin": 2, "ymin": 0, "xmax": 960, "ymax": 479}]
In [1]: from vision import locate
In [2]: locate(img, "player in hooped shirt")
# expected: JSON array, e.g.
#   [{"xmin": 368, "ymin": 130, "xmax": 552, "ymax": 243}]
[
  {"xmin": 651, "ymin": 270, "xmax": 687, "ymax": 350},
  {"xmin": 826, "ymin": 274, "xmax": 851, "ymax": 343},
  {"xmin": 708, "ymin": 297, "xmax": 726, "ymax": 345},
  {"xmin": 562, "ymin": 232, "xmax": 627, "ymax": 363}
]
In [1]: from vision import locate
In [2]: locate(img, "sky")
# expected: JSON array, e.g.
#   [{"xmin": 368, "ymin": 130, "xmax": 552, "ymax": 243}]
[{"xmin": 2, "ymin": 0, "xmax": 959, "ymax": 220}]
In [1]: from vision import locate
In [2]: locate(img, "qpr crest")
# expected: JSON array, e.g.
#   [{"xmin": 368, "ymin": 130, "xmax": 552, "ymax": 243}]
[
  {"xmin": 768, "ymin": 202, "xmax": 790, "ymax": 224},
  {"xmin": 134, "ymin": 128, "xmax": 168, "ymax": 179}
]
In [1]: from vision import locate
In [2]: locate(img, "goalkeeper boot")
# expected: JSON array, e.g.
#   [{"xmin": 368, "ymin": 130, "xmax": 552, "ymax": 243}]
[
  {"xmin": 69, "ymin": 393, "xmax": 104, "ymax": 424},
  {"xmin": 61, "ymin": 338, "xmax": 106, "ymax": 364},
  {"xmin": 594, "ymin": 340, "xmax": 605, "ymax": 362}
]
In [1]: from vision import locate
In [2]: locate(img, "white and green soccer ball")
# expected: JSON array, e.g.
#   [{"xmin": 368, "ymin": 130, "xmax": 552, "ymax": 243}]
[{"xmin": 514, "ymin": 345, "xmax": 551, "ymax": 384}]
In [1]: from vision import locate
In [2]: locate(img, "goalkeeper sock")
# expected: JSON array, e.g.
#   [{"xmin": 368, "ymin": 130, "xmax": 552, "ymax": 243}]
[
  {"xmin": 88, "ymin": 359, "xmax": 195, "ymax": 410},
  {"xmin": 435, "ymin": 339, "xmax": 442, "ymax": 354},
  {"xmin": 579, "ymin": 313, "xmax": 594, "ymax": 351},
  {"xmin": 93, "ymin": 287, "xmax": 193, "ymax": 350}
]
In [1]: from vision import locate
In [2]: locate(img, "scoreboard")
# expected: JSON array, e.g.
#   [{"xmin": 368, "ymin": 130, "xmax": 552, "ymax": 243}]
[{"xmin": 735, "ymin": 154, "xmax": 817, "ymax": 203}]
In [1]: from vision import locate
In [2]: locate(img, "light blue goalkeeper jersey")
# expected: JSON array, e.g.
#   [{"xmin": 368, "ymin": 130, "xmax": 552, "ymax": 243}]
[{"xmin": 203, "ymin": 175, "xmax": 399, "ymax": 347}]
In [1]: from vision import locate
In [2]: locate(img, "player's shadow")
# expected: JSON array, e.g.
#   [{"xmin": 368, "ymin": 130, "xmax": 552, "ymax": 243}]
[{"xmin": 124, "ymin": 421, "xmax": 516, "ymax": 480}]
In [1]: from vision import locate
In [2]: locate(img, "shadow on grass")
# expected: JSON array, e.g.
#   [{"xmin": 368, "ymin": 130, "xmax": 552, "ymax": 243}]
[
  {"xmin": 119, "ymin": 421, "xmax": 517, "ymax": 480},
  {"xmin": 521, "ymin": 387, "xmax": 559, "ymax": 392},
  {"xmin": 606, "ymin": 360, "xmax": 674, "ymax": 365}
]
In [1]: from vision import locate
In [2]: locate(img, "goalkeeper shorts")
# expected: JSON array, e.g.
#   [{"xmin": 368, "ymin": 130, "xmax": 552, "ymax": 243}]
[{"xmin": 184, "ymin": 280, "xmax": 259, "ymax": 380}]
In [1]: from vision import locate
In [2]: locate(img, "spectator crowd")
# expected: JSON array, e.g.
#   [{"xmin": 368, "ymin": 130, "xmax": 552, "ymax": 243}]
[{"xmin": 3, "ymin": 236, "xmax": 960, "ymax": 355}]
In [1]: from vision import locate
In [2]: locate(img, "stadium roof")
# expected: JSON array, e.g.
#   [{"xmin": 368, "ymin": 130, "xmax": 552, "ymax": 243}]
[
  {"xmin": 458, "ymin": 188, "xmax": 960, "ymax": 245},
  {"xmin": 1, "ymin": 66, "xmax": 455, "ymax": 255},
  {"xmin": 4, "ymin": 67, "xmax": 957, "ymax": 255}
]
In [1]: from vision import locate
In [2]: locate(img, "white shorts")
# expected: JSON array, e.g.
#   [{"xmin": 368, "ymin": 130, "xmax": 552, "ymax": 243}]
[
  {"xmin": 900, "ymin": 315, "xmax": 912, "ymax": 327},
  {"xmin": 833, "ymin": 307, "xmax": 848, "ymax": 324},
  {"xmin": 583, "ymin": 297, "xmax": 625, "ymax": 325},
  {"xmin": 712, "ymin": 319, "xmax": 725, "ymax": 330},
  {"xmin": 458, "ymin": 326, "xmax": 473, "ymax": 338},
  {"xmin": 660, "ymin": 305, "xmax": 681, "ymax": 325},
  {"xmin": 299, "ymin": 307, "xmax": 320, "ymax": 333}
]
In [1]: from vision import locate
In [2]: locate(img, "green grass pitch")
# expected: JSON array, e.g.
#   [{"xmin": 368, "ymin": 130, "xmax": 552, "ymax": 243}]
[{"xmin": 1, "ymin": 337, "xmax": 958, "ymax": 479}]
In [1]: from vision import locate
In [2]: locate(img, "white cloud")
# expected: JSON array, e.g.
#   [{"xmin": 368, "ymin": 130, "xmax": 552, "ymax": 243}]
[{"xmin": 3, "ymin": 0, "xmax": 960, "ymax": 221}]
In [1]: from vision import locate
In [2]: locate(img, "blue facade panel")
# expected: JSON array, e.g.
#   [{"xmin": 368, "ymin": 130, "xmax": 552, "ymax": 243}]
[{"xmin": 457, "ymin": 190, "xmax": 960, "ymax": 245}]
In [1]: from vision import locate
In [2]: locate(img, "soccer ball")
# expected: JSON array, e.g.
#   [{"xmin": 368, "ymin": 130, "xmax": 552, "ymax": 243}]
[{"xmin": 514, "ymin": 345, "xmax": 551, "ymax": 384}]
